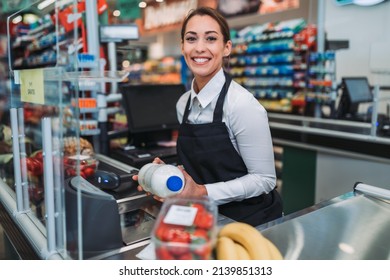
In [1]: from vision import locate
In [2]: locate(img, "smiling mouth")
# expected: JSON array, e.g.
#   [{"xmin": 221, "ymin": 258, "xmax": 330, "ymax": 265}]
[{"xmin": 193, "ymin": 57, "xmax": 210, "ymax": 64}]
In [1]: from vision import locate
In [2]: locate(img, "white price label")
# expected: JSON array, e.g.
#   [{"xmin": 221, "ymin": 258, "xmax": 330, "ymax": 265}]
[{"xmin": 163, "ymin": 205, "xmax": 198, "ymax": 226}]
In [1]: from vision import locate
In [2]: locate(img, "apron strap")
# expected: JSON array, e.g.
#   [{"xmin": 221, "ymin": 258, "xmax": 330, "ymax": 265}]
[
  {"xmin": 213, "ymin": 72, "xmax": 232, "ymax": 123},
  {"xmin": 182, "ymin": 94, "xmax": 192, "ymax": 123}
]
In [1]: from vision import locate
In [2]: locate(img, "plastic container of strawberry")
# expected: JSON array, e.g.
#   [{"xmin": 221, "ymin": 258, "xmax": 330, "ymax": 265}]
[
  {"xmin": 63, "ymin": 154, "xmax": 98, "ymax": 179},
  {"xmin": 151, "ymin": 196, "xmax": 217, "ymax": 260}
]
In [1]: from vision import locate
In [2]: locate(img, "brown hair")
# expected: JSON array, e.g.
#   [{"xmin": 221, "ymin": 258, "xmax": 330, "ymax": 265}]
[{"xmin": 181, "ymin": 7, "xmax": 231, "ymax": 44}]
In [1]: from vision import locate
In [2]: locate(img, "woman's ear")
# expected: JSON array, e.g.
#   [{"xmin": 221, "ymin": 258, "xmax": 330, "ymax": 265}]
[{"xmin": 223, "ymin": 40, "xmax": 232, "ymax": 57}]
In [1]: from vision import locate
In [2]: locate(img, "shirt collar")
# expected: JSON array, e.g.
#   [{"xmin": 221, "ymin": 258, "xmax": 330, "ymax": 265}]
[{"xmin": 189, "ymin": 69, "xmax": 225, "ymax": 109}]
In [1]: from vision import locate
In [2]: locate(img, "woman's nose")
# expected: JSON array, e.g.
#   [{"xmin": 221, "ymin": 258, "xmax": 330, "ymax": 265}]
[{"xmin": 194, "ymin": 40, "xmax": 206, "ymax": 52}]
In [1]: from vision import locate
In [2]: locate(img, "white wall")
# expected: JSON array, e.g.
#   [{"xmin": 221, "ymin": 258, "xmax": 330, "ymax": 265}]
[
  {"xmin": 324, "ymin": 1, "xmax": 390, "ymax": 85},
  {"xmin": 324, "ymin": 1, "xmax": 390, "ymax": 114}
]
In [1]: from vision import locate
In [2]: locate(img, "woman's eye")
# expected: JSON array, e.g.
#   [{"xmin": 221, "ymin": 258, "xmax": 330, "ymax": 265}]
[
  {"xmin": 206, "ymin": 36, "xmax": 217, "ymax": 42},
  {"xmin": 185, "ymin": 36, "xmax": 197, "ymax": 42}
]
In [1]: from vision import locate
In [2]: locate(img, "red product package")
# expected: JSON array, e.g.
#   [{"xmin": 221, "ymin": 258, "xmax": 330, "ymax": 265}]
[
  {"xmin": 151, "ymin": 197, "xmax": 217, "ymax": 260},
  {"xmin": 58, "ymin": 5, "xmax": 84, "ymax": 33}
]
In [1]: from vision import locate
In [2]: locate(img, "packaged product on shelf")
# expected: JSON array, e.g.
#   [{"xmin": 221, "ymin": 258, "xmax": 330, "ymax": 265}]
[{"xmin": 62, "ymin": 136, "xmax": 98, "ymax": 179}]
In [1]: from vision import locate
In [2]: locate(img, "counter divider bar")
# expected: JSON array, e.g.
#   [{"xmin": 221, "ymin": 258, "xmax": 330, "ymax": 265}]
[
  {"xmin": 269, "ymin": 121, "xmax": 390, "ymax": 144},
  {"xmin": 272, "ymin": 138, "xmax": 390, "ymax": 164},
  {"xmin": 268, "ymin": 113, "xmax": 372, "ymax": 128}
]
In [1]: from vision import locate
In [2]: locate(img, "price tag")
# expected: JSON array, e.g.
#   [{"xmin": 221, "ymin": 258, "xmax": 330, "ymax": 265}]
[
  {"xmin": 163, "ymin": 205, "xmax": 198, "ymax": 226},
  {"xmin": 20, "ymin": 69, "xmax": 45, "ymax": 104}
]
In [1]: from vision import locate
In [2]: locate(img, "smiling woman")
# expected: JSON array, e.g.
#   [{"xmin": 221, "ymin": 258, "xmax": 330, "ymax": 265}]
[{"xmin": 134, "ymin": 7, "xmax": 283, "ymax": 227}]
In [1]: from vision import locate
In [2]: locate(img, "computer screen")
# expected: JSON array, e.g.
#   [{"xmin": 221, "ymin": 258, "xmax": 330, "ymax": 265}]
[
  {"xmin": 343, "ymin": 77, "xmax": 372, "ymax": 104},
  {"xmin": 120, "ymin": 83, "xmax": 185, "ymax": 134},
  {"xmin": 336, "ymin": 77, "xmax": 373, "ymax": 119}
]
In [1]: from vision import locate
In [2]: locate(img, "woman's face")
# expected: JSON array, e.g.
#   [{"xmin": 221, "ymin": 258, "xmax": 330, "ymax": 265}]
[{"xmin": 182, "ymin": 15, "xmax": 232, "ymax": 89}]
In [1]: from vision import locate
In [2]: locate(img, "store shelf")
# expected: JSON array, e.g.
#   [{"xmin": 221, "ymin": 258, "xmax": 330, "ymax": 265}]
[
  {"xmin": 45, "ymin": 70, "xmax": 129, "ymax": 82},
  {"xmin": 127, "ymin": 57, "xmax": 182, "ymax": 85},
  {"xmin": 305, "ymin": 51, "xmax": 337, "ymax": 106},
  {"xmin": 229, "ymin": 18, "xmax": 316, "ymax": 113}
]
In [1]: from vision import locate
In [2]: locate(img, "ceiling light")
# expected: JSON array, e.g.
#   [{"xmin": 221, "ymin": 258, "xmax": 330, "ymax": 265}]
[
  {"xmin": 113, "ymin": 10, "xmax": 121, "ymax": 17},
  {"xmin": 139, "ymin": 1, "xmax": 147, "ymax": 8},
  {"xmin": 122, "ymin": 60, "xmax": 131, "ymax": 68},
  {"xmin": 12, "ymin": 15, "xmax": 23, "ymax": 24},
  {"xmin": 38, "ymin": 0, "xmax": 55, "ymax": 10},
  {"xmin": 354, "ymin": 0, "xmax": 385, "ymax": 5}
]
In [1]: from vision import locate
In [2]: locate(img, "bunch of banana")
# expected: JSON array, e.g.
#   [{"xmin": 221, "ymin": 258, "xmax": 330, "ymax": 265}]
[{"xmin": 216, "ymin": 222, "xmax": 283, "ymax": 260}]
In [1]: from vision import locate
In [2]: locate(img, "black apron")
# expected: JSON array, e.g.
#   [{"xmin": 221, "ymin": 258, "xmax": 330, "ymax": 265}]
[{"xmin": 177, "ymin": 72, "xmax": 283, "ymax": 226}]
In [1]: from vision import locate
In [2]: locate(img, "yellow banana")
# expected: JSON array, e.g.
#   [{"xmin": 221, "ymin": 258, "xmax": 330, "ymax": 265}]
[
  {"xmin": 234, "ymin": 242, "xmax": 251, "ymax": 260},
  {"xmin": 216, "ymin": 236, "xmax": 238, "ymax": 260},
  {"xmin": 264, "ymin": 238, "xmax": 283, "ymax": 260},
  {"xmin": 218, "ymin": 222, "xmax": 283, "ymax": 260},
  {"xmin": 218, "ymin": 222, "xmax": 270, "ymax": 259}
]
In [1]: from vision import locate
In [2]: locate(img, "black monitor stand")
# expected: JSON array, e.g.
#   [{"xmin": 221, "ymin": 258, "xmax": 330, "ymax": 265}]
[
  {"xmin": 335, "ymin": 77, "xmax": 373, "ymax": 122},
  {"xmin": 335, "ymin": 90, "xmax": 360, "ymax": 120}
]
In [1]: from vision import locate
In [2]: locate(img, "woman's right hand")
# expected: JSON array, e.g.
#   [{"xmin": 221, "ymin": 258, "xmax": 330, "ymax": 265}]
[
  {"xmin": 132, "ymin": 157, "xmax": 165, "ymax": 201},
  {"xmin": 152, "ymin": 157, "xmax": 165, "ymax": 164}
]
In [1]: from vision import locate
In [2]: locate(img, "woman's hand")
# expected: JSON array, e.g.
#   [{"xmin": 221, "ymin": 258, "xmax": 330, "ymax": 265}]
[
  {"xmin": 132, "ymin": 158, "xmax": 207, "ymax": 202},
  {"xmin": 133, "ymin": 157, "xmax": 166, "ymax": 202},
  {"xmin": 175, "ymin": 167, "xmax": 208, "ymax": 199},
  {"xmin": 152, "ymin": 157, "xmax": 165, "ymax": 164}
]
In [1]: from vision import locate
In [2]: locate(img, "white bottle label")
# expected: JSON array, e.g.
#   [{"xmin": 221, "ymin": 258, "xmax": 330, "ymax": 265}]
[
  {"xmin": 138, "ymin": 163, "xmax": 185, "ymax": 197},
  {"xmin": 163, "ymin": 205, "xmax": 198, "ymax": 226}
]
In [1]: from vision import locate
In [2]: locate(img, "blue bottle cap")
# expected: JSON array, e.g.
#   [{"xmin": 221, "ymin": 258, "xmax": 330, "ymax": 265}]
[{"xmin": 166, "ymin": 176, "xmax": 183, "ymax": 192}]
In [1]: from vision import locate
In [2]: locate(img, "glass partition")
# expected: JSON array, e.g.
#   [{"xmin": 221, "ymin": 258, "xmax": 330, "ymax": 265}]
[
  {"xmin": 7, "ymin": 0, "xmax": 80, "ymax": 259},
  {"xmin": 6, "ymin": 0, "xmax": 128, "ymax": 259}
]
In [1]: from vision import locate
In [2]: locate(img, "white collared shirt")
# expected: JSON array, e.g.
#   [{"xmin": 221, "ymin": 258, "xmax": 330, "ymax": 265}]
[{"xmin": 176, "ymin": 68, "xmax": 276, "ymax": 205}]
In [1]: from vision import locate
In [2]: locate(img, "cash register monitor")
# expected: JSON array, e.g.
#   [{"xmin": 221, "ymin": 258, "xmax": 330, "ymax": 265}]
[
  {"xmin": 336, "ymin": 77, "xmax": 373, "ymax": 120},
  {"xmin": 120, "ymin": 83, "xmax": 185, "ymax": 147}
]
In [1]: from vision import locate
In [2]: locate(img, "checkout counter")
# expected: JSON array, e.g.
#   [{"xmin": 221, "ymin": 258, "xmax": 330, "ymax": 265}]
[
  {"xmin": 90, "ymin": 181, "xmax": 390, "ymax": 260},
  {"xmin": 1, "ymin": 152, "xmax": 389, "ymax": 260},
  {"xmin": 259, "ymin": 183, "xmax": 390, "ymax": 259},
  {"xmin": 0, "ymin": 153, "xmax": 234, "ymax": 260}
]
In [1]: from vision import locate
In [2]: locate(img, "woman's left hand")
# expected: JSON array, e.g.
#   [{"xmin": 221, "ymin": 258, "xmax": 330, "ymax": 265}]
[
  {"xmin": 176, "ymin": 167, "xmax": 208, "ymax": 198},
  {"xmin": 134, "ymin": 157, "xmax": 166, "ymax": 202}
]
